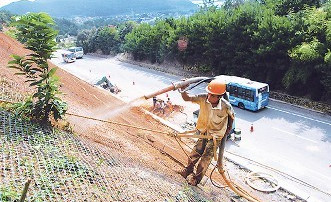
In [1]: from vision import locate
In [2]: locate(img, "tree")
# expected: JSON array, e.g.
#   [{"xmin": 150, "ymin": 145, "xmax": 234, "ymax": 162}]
[
  {"xmin": 0, "ymin": 11, "xmax": 13, "ymax": 31},
  {"xmin": 321, "ymin": 50, "xmax": 331, "ymax": 99},
  {"xmin": 253, "ymin": 8, "xmax": 294, "ymax": 88},
  {"xmin": 54, "ymin": 18, "xmax": 79, "ymax": 36},
  {"xmin": 173, "ymin": 11, "xmax": 216, "ymax": 67},
  {"xmin": 223, "ymin": 0, "xmax": 245, "ymax": 10},
  {"xmin": 272, "ymin": 0, "xmax": 321, "ymax": 16},
  {"xmin": 192, "ymin": 9, "xmax": 228, "ymax": 73},
  {"xmin": 8, "ymin": 12, "xmax": 67, "ymax": 123},
  {"xmin": 284, "ymin": 7, "xmax": 330, "ymax": 100},
  {"xmin": 123, "ymin": 23, "xmax": 153, "ymax": 60},
  {"xmin": 118, "ymin": 21, "xmax": 137, "ymax": 42},
  {"xmin": 220, "ymin": 2, "xmax": 261, "ymax": 77},
  {"xmin": 0, "ymin": 10, "xmax": 13, "ymax": 24},
  {"xmin": 76, "ymin": 28, "xmax": 97, "ymax": 53},
  {"xmin": 91, "ymin": 26, "xmax": 120, "ymax": 54}
]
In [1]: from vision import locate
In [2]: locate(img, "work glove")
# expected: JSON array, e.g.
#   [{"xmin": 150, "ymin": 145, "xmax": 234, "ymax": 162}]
[{"xmin": 179, "ymin": 78, "xmax": 189, "ymax": 91}]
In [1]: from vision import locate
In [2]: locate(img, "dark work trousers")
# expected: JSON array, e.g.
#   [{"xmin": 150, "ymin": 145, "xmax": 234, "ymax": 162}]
[{"xmin": 186, "ymin": 135, "xmax": 221, "ymax": 184}]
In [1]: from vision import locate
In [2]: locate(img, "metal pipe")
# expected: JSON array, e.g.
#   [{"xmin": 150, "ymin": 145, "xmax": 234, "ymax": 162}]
[
  {"xmin": 143, "ymin": 85, "xmax": 175, "ymax": 100},
  {"xmin": 143, "ymin": 77, "xmax": 211, "ymax": 100}
]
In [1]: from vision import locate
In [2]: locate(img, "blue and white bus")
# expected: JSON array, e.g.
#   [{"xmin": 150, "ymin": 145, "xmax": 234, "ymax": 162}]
[{"xmin": 215, "ymin": 75, "xmax": 269, "ymax": 111}]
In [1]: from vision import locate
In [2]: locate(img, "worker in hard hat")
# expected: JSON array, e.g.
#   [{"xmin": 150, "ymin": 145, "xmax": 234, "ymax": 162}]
[{"xmin": 178, "ymin": 79, "xmax": 235, "ymax": 186}]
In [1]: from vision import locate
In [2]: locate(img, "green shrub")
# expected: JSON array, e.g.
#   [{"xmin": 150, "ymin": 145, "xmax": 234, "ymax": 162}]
[{"xmin": 8, "ymin": 13, "xmax": 67, "ymax": 124}]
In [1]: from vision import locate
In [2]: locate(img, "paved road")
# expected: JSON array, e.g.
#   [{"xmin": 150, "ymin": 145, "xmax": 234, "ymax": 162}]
[{"xmin": 52, "ymin": 52, "xmax": 331, "ymax": 202}]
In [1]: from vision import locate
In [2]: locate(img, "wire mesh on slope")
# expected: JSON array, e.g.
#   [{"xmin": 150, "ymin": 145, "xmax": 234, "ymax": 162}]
[
  {"xmin": 0, "ymin": 77, "xmax": 28, "ymax": 103},
  {"xmin": 0, "ymin": 109, "xmax": 229, "ymax": 201}
]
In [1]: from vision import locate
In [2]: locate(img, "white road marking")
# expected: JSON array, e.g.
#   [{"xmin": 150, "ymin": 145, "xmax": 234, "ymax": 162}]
[
  {"xmin": 267, "ymin": 106, "xmax": 331, "ymax": 126},
  {"xmin": 272, "ymin": 127, "xmax": 318, "ymax": 143},
  {"xmin": 306, "ymin": 145, "xmax": 320, "ymax": 152},
  {"xmin": 304, "ymin": 166, "xmax": 331, "ymax": 181}
]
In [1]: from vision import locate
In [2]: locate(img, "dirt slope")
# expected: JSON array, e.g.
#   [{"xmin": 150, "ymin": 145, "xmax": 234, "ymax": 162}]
[
  {"xmin": 0, "ymin": 33, "xmax": 236, "ymax": 201},
  {"xmin": 1, "ymin": 32, "xmax": 302, "ymax": 202}
]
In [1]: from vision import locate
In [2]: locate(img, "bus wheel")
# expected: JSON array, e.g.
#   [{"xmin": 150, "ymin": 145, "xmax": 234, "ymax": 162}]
[{"xmin": 238, "ymin": 102, "xmax": 245, "ymax": 109}]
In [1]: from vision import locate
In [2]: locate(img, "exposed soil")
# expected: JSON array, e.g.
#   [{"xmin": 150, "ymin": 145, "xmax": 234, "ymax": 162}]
[
  {"xmin": 0, "ymin": 32, "xmax": 305, "ymax": 201},
  {"xmin": 0, "ymin": 32, "xmax": 233, "ymax": 201}
]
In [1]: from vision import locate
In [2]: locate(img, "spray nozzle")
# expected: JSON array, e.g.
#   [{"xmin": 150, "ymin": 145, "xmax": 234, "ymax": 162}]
[
  {"xmin": 177, "ymin": 77, "xmax": 214, "ymax": 93},
  {"xmin": 143, "ymin": 77, "xmax": 214, "ymax": 100}
]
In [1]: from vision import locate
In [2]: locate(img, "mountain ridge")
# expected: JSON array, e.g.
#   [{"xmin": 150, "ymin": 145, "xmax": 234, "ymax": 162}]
[{"xmin": 0, "ymin": 0, "xmax": 197, "ymax": 17}]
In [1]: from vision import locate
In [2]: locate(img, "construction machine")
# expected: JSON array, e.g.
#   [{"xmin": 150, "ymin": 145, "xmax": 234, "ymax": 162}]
[{"xmin": 95, "ymin": 76, "xmax": 121, "ymax": 94}]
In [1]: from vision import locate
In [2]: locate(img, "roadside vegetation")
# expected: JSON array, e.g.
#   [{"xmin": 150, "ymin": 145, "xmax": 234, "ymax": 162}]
[
  {"xmin": 72, "ymin": 0, "xmax": 331, "ymax": 102},
  {"xmin": 120, "ymin": 0, "xmax": 330, "ymax": 102},
  {"xmin": 3, "ymin": 1, "xmax": 330, "ymax": 103}
]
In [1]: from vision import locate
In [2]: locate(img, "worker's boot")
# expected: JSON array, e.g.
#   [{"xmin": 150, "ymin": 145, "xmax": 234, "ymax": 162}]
[
  {"xmin": 187, "ymin": 174, "xmax": 198, "ymax": 186},
  {"xmin": 177, "ymin": 166, "xmax": 193, "ymax": 179}
]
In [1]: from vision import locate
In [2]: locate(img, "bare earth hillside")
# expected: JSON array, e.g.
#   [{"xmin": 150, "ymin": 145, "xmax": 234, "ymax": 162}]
[
  {"xmin": 0, "ymin": 33, "xmax": 302, "ymax": 201},
  {"xmin": 0, "ymin": 32, "xmax": 234, "ymax": 201}
]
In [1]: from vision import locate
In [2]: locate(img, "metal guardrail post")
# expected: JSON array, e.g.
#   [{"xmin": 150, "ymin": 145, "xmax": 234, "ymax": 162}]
[{"xmin": 19, "ymin": 179, "xmax": 31, "ymax": 202}]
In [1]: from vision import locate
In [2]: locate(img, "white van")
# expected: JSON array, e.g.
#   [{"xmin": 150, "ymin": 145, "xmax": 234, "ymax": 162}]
[
  {"xmin": 68, "ymin": 47, "xmax": 84, "ymax": 59},
  {"xmin": 61, "ymin": 51, "xmax": 76, "ymax": 63}
]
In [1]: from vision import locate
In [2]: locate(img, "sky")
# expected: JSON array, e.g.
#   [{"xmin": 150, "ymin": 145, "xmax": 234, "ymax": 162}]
[
  {"xmin": 0, "ymin": 0, "xmax": 35, "ymax": 8},
  {"xmin": 0, "ymin": 0, "xmax": 223, "ymax": 8}
]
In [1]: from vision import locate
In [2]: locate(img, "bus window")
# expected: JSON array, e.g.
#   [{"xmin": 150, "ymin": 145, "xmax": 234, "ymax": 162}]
[
  {"xmin": 233, "ymin": 86, "xmax": 238, "ymax": 97},
  {"xmin": 226, "ymin": 85, "xmax": 230, "ymax": 93},
  {"xmin": 258, "ymin": 86, "xmax": 268, "ymax": 94},
  {"xmin": 238, "ymin": 87, "xmax": 243, "ymax": 99},
  {"xmin": 243, "ymin": 89, "xmax": 248, "ymax": 100},
  {"xmin": 247, "ymin": 90, "xmax": 254, "ymax": 101},
  {"xmin": 243, "ymin": 88, "xmax": 247, "ymax": 97},
  {"xmin": 230, "ymin": 85, "xmax": 234, "ymax": 94},
  {"xmin": 228, "ymin": 85, "xmax": 234, "ymax": 94}
]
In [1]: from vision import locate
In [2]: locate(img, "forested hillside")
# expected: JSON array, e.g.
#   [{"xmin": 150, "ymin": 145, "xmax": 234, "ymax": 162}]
[
  {"xmin": 0, "ymin": 0, "xmax": 197, "ymax": 18},
  {"xmin": 2, "ymin": 0, "xmax": 330, "ymax": 102},
  {"xmin": 76, "ymin": 0, "xmax": 330, "ymax": 102},
  {"xmin": 0, "ymin": 11, "xmax": 13, "ymax": 31}
]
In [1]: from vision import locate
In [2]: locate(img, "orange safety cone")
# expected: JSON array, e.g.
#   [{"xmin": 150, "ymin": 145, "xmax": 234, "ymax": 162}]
[{"xmin": 250, "ymin": 124, "xmax": 254, "ymax": 132}]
